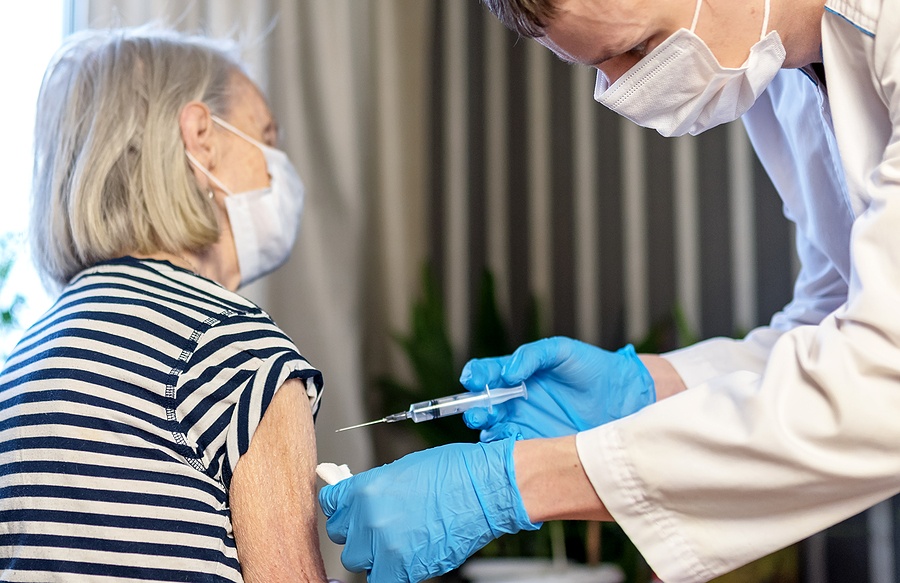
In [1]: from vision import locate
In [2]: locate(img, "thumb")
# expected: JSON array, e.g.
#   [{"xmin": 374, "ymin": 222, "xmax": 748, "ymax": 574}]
[
  {"xmin": 319, "ymin": 482, "xmax": 351, "ymax": 545},
  {"xmin": 318, "ymin": 483, "xmax": 339, "ymax": 517}
]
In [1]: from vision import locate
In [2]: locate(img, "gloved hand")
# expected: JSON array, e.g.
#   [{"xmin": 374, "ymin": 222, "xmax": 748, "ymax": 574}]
[
  {"xmin": 318, "ymin": 436, "xmax": 540, "ymax": 583},
  {"xmin": 460, "ymin": 336, "xmax": 655, "ymax": 441}
]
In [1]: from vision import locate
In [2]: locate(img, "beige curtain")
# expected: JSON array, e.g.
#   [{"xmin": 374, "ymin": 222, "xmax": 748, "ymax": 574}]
[{"xmin": 76, "ymin": 2, "xmax": 432, "ymax": 580}]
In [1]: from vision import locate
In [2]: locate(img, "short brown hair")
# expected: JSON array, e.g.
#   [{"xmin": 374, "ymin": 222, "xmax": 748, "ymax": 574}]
[{"xmin": 481, "ymin": 0, "xmax": 559, "ymax": 38}]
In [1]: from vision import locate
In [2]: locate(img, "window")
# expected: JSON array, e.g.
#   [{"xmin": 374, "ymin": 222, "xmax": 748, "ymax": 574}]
[{"xmin": 0, "ymin": 1, "xmax": 67, "ymax": 358}]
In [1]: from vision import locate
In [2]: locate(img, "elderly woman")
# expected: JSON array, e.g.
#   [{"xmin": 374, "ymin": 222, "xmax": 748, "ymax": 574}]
[{"xmin": 0, "ymin": 27, "xmax": 328, "ymax": 582}]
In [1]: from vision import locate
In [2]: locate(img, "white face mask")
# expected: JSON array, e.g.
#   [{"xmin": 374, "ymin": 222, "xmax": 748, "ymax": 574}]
[
  {"xmin": 186, "ymin": 116, "xmax": 305, "ymax": 287},
  {"xmin": 593, "ymin": 0, "xmax": 786, "ymax": 137}
]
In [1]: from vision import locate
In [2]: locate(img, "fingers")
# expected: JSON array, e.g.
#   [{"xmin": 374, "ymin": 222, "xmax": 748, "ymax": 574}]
[
  {"xmin": 368, "ymin": 558, "xmax": 410, "ymax": 583},
  {"xmin": 501, "ymin": 337, "xmax": 573, "ymax": 383},
  {"xmin": 340, "ymin": 536, "xmax": 372, "ymax": 574},
  {"xmin": 480, "ymin": 422, "xmax": 522, "ymax": 442},
  {"xmin": 459, "ymin": 357, "xmax": 508, "ymax": 390}
]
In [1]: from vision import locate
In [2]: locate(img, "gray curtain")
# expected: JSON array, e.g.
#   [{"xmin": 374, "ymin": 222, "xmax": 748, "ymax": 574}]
[{"xmin": 425, "ymin": 1, "xmax": 795, "ymax": 358}]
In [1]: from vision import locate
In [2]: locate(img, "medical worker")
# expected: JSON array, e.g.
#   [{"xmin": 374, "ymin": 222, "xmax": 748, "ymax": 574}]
[{"xmin": 320, "ymin": 0, "xmax": 900, "ymax": 581}]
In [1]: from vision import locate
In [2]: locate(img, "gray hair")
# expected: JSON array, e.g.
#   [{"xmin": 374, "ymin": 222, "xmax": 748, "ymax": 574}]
[
  {"xmin": 31, "ymin": 25, "xmax": 245, "ymax": 292},
  {"xmin": 481, "ymin": 0, "xmax": 558, "ymax": 38}
]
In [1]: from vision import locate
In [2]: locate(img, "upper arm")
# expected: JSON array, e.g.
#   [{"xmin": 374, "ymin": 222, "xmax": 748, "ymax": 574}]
[{"xmin": 229, "ymin": 378, "xmax": 326, "ymax": 582}]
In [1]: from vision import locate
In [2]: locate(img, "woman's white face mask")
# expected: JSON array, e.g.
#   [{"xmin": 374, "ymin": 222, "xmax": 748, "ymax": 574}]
[
  {"xmin": 593, "ymin": 0, "xmax": 786, "ymax": 137},
  {"xmin": 186, "ymin": 116, "xmax": 305, "ymax": 287}
]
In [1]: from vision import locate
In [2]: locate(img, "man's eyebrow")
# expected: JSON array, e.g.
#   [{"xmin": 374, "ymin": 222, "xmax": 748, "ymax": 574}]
[
  {"xmin": 584, "ymin": 44, "xmax": 620, "ymax": 67},
  {"xmin": 550, "ymin": 41, "xmax": 615, "ymax": 67},
  {"xmin": 539, "ymin": 33, "xmax": 616, "ymax": 67}
]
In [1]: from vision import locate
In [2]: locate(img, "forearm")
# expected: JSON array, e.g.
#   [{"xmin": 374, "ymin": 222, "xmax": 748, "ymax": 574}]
[
  {"xmin": 640, "ymin": 354, "xmax": 687, "ymax": 400},
  {"xmin": 513, "ymin": 436, "xmax": 613, "ymax": 523}
]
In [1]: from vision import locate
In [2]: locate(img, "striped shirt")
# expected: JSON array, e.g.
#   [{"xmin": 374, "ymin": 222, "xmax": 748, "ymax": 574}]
[{"xmin": 0, "ymin": 257, "xmax": 323, "ymax": 582}]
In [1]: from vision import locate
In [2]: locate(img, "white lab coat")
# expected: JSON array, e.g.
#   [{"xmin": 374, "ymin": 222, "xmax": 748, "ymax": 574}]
[{"xmin": 576, "ymin": 0, "xmax": 900, "ymax": 581}]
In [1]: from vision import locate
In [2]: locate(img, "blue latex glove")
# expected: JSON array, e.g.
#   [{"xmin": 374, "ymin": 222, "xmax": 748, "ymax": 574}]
[
  {"xmin": 318, "ymin": 436, "xmax": 540, "ymax": 583},
  {"xmin": 460, "ymin": 336, "xmax": 655, "ymax": 441}
]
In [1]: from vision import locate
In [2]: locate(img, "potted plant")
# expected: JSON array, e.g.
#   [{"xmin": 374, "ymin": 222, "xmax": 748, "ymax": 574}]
[{"xmin": 375, "ymin": 263, "xmax": 631, "ymax": 582}]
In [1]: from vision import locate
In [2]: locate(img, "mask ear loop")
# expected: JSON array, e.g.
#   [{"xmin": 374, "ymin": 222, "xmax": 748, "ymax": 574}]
[
  {"xmin": 690, "ymin": 0, "xmax": 770, "ymax": 41},
  {"xmin": 185, "ymin": 150, "xmax": 235, "ymax": 197},
  {"xmin": 210, "ymin": 115, "xmax": 275, "ymax": 182},
  {"xmin": 689, "ymin": 0, "xmax": 703, "ymax": 33},
  {"xmin": 760, "ymin": 0, "xmax": 771, "ymax": 40},
  {"xmin": 211, "ymin": 115, "xmax": 268, "ymax": 151}
]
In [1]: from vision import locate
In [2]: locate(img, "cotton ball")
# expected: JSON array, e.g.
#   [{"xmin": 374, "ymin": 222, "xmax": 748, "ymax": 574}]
[{"xmin": 316, "ymin": 462, "xmax": 353, "ymax": 485}]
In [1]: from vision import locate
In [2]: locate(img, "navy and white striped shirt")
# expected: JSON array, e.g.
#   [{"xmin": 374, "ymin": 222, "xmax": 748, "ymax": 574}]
[{"xmin": 0, "ymin": 257, "xmax": 323, "ymax": 582}]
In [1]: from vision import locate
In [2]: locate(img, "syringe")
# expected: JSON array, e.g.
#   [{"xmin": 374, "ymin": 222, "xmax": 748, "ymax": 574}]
[{"xmin": 335, "ymin": 382, "xmax": 527, "ymax": 432}]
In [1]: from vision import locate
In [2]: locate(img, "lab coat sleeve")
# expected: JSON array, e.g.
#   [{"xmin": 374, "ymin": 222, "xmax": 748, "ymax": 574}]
[
  {"xmin": 661, "ymin": 221, "xmax": 848, "ymax": 389},
  {"xmin": 576, "ymin": 11, "xmax": 900, "ymax": 583},
  {"xmin": 663, "ymin": 68, "xmax": 853, "ymax": 391}
]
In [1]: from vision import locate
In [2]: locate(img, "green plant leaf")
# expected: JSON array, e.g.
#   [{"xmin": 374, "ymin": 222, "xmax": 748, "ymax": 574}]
[
  {"xmin": 0, "ymin": 234, "xmax": 25, "ymax": 332},
  {"xmin": 470, "ymin": 269, "xmax": 509, "ymax": 359}
]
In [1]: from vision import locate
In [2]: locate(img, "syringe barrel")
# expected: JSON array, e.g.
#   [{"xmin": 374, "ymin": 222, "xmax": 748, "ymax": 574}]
[{"xmin": 407, "ymin": 382, "xmax": 527, "ymax": 423}]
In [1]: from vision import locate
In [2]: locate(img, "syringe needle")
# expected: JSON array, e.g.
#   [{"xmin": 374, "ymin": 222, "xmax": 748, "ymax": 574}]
[{"xmin": 335, "ymin": 418, "xmax": 387, "ymax": 433}]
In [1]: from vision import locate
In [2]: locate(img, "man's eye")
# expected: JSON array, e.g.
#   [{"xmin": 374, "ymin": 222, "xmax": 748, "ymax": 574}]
[{"xmin": 630, "ymin": 43, "xmax": 648, "ymax": 56}]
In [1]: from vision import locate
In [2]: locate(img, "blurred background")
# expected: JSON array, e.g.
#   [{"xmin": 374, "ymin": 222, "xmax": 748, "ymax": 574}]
[{"xmin": 1, "ymin": 1, "xmax": 895, "ymax": 582}]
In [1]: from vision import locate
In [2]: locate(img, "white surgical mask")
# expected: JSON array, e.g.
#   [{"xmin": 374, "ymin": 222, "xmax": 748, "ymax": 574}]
[
  {"xmin": 594, "ymin": 0, "xmax": 786, "ymax": 137},
  {"xmin": 186, "ymin": 116, "xmax": 305, "ymax": 287}
]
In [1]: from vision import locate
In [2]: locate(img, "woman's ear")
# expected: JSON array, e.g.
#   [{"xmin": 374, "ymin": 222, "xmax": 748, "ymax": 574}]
[{"xmin": 180, "ymin": 101, "xmax": 216, "ymax": 170}]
